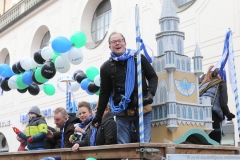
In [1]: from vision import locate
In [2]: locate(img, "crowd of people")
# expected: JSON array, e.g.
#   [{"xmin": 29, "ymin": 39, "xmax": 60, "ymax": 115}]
[{"xmin": 12, "ymin": 31, "xmax": 235, "ymax": 152}]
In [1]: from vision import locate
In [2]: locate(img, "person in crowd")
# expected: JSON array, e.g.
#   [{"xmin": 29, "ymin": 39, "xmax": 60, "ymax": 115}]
[
  {"xmin": 46, "ymin": 107, "xmax": 81, "ymax": 148},
  {"xmin": 69, "ymin": 101, "xmax": 94, "ymax": 144},
  {"xmin": 199, "ymin": 65, "xmax": 235, "ymax": 143},
  {"xmin": 13, "ymin": 106, "xmax": 48, "ymax": 150},
  {"xmin": 71, "ymin": 103, "xmax": 117, "ymax": 151},
  {"xmin": 92, "ymin": 32, "xmax": 158, "ymax": 143},
  {"xmin": 16, "ymin": 129, "xmax": 27, "ymax": 151},
  {"xmin": 45, "ymin": 126, "xmax": 61, "ymax": 149}
]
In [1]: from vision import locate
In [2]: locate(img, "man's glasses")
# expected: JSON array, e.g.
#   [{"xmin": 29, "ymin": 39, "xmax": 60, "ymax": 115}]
[{"xmin": 110, "ymin": 39, "xmax": 124, "ymax": 44}]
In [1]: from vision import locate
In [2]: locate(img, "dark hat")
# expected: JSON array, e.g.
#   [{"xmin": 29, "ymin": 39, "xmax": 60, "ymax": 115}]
[{"xmin": 29, "ymin": 106, "xmax": 41, "ymax": 115}]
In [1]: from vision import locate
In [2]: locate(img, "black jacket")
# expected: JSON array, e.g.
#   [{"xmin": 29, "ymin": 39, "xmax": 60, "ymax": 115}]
[
  {"xmin": 45, "ymin": 126, "xmax": 61, "ymax": 149},
  {"xmin": 96, "ymin": 54, "xmax": 158, "ymax": 118},
  {"xmin": 75, "ymin": 113, "xmax": 117, "ymax": 146}
]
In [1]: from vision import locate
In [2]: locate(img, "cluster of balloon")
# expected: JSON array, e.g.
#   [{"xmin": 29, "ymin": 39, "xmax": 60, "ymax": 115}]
[{"xmin": 73, "ymin": 66, "xmax": 100, "ymax": 95}]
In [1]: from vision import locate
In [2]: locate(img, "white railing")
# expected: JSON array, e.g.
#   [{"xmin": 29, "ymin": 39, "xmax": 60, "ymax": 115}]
[{"xmin": 0, "ymin": 0, "xmax": 47, "ymax": 32}]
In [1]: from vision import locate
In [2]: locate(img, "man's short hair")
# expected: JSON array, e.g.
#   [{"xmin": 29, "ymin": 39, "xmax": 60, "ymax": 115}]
[
  {"xmin": 108, "ymin": 31, "xmax": 126, "ymax": 45},
  {"xmin": 53, "ymin": 107, "xmax": 68, "ymax": 118}
]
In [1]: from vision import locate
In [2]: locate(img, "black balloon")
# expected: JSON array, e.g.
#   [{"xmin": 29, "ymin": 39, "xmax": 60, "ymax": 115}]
[
  {"xmin": 88, "ymin": 82, "xmax": 100, "ymax": 93},
  {"xmin": 32, "ymin": 71, "xmax": 43, "ymax": 85},
  {"xmin": 33, "ymin": 49, "xmax": 45, "ymax": 64},
  {"xmin": 73, "ymin": 70, "xmax": 84, "ymax": 80},
  {"xmin": 41, "ymin": 61, "xmax": 56, "ymax": 79},
  {"xmin": 17, "ymin": 88, "xmax": 28, "ymax": 93},
  {"xmin": 16, "ymin": 61, "xmax": 25, "ymax": 73},
  {"xmin": 75, "ymin": 72, "xmax": 87, "ymax": 83},
  {"xmin": 0, "ymin": 78, "xmax": 11, "ymax": 91},
  {"xmin": 12, "ymin": 62, "xmax": 21, "ymax": 74},
  {"xmin": 28, "ymin": 83, "xmax": 40, "ymax": 96}
]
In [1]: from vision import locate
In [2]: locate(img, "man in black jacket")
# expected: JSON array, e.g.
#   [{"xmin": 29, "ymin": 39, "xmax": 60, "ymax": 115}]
[{"xmin": 92, "ymin": 32, "xmax": 158, "ymax": 143}]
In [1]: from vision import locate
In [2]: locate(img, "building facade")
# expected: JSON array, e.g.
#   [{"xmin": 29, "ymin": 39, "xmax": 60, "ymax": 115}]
[{"xmin": 0, "ymin": 0, "xmax": 238, "ymax": 151}]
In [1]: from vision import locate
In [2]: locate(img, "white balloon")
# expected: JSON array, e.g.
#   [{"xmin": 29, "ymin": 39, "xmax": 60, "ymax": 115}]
[
  {"xmin": 41, "ymin": 46, "xmax": 55, "ymax": 61},
  {"xmin": 68, "ymin": 48, "xmax": 83, "ymax": 65},
  {"xmin": 8, "ymin": 75, "xmax": 18, "ymax": 89},
  {"xmin": 20, "ymin": 57, "xmax": 33, "ymax": 71},
  {"xmin": 94, "ymin": 74, "xmax": 100, "ymax": 87},
  {"xmin": 69, "ymin": 81, "xmax": 80, "ymax": 92},
  {"xmin": 61, "ymin": 51, "xmax": 69, "ymax": 60},
  {"xmin": 31, "ymin": 58, "xmax": 40, "ymax": 68},
  {"xmin": 55, "ymin": 56, "xmax": 70, "ymax": 73}
]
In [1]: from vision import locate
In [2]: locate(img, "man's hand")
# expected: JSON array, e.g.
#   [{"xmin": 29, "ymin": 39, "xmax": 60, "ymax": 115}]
[
  {"xmin": 143, "ymin": 91, "xmax": 153, "ymax": 106},
  {"xmin": 27, "ymin": 137, "xmax": 33, "ymax": 143},
  {"xmin": 92, "ymin": 115, "xmax": 101, "ymax": 127},
  {"xmin": 227, "ymin": 113, "xmax": 235, "ymax": 121},
  {"xmin": 12, "ymin": 127, "xmax": 21, "ymax": 135},
  {"xmin": 72, "ymin": 143, "xmax": 80, "ymax": 152},
  {"xmin": 46, "ymin": 129, "xmax": 54, "ymax": 138}
]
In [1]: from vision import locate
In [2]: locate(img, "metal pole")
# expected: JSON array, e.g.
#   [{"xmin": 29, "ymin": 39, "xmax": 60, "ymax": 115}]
[{"xmin": 135, "ymin": 4, "xmax": 144, "ymax": 142}]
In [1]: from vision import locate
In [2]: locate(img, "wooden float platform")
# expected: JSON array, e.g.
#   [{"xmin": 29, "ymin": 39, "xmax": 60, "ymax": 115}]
[{"xmin": 0, "ymin": 143, "xmax": 239, "ymax": 160}]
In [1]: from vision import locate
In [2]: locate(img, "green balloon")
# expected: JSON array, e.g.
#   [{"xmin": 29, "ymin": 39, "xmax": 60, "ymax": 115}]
[
  {"xmin": 16, "ymin": 74, "xmax": 28, "ymax": 89},
  {"xmin": 95, "ymin": 89, "xmax": 100, "ymax": 96},
  {"xmin": 35, "ymin": 67, "xmax": 47, "ymax": 83},
  {"xmin": 52, "ymin": 55, "xmax": 59, "ymax": 63},
  {"xmin": 43, "ymin": 84, "xmax": 55, "ymax": 96},
  {"xmin": 70, "ymin": 31, "xmax": 87, "ymax": 48},
  {"xmin": 86, "ymin": 66, "xmax": 99, "ymax": 81},
  {"xmin": 54, "ymin": 51, "xmax": 60, "ymax": 56},
  {"xmin": 86, "ymin": 158, "xmax": 97, "ymax": 160}
]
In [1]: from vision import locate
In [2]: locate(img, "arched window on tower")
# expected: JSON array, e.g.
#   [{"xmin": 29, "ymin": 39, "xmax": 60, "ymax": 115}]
[
  {"xmin": 159, "ymin": 40, "xmax": 163, "ymax": 55},
  {"xmin": 177, "ymin": 105, "xmax": 180, "ymax": 118},
  {"xmin": 200, "ymin": 109, "xmax": 203, "ymax": 120},
  {"xmin": 163, "ymin": 87, "xmax": 167, "ymax": 102},
  {"xmin": 176, "ymin": 59, "xmax": 180, "ymax": 69},
  {"xmin": 206, "ymin": 108, "xmax": 209, "ymax": 117},
  {"xmin": 161, "ymin": 23, "xmax": 164, "ymax": 31},
  {"xmin": 181, "ymin": 59, "xmax": 185, "ymax": 71},
  {"xmin": 164, "ymin": 106, "xmax": 167, "ymax": 118},
  {"xmin": 157, "ymin": 60, "xmax": 161, "ymax": 72},
  {"xmin": 167, "ymin": 20, "xmax": 170, "ymax": 30},
  {"xmin": 182, "ymin": 106, "xmax": 186, "ymax": 118},
  {"xmin": 188, "ymin": 107, "xmax": 192, "ymax": 119},
  {"xmin": 186, "ymin": 60, "xmax": 190, "ymax": 71},
  {"xmin": 154, "ymin": 107, "xmax": 158, "ymax": 119},
  {"xmin": 194, "ymin": 108, "xmax": 198, "ymax": 119},
  {"xmin": 160, "ymin": 87, "xmax": 163, "ymax": 103},
  {"xmin": 177, "ymin": 39, "xmax": 182, "ymax": 54},
  {"xmin": 159, "ymin": 107, "xmax": 163, "ymax": 118},
  {"xmin": 161, "ymin": 59, "xmax": 165, "ymax": 71},
  {"xmin": 174, "ymin": 21, "xmax": 178, "ymax": 30}
]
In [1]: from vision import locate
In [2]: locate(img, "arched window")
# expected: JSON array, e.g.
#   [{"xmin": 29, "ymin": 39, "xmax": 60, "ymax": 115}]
[
  {"xmin": 174, "ymin": 104, "xmax": 176, "ymax": 114},
  {"xmin": 194, "ymin": 108, "xmax": 198, "ymax": 119},
  {"xmin": 174, "ymin": 21, "xmax": 177, "ymax": 30},
  {"xmin": 206, "ymin": 108, "xmax": 209, "ymax": 117},
  {"xmin": 161, "ymin": 23, "xmax": 164, "ymax": 31},
  {"xmin": 157, "ymin": 60, "xmax": 161, "ymax": 72},
  {"xmin": 178, "ymin": 39, "xmax": 182, "ymax": 54},
  {"xmin": 181, "ymin": 59, "xmax": 185, "ymax": 71},
  {"xmin": 182, "ymin": 106, "xmax": 186, "ymax": 118},
  {"xmin": 164, "ymin": 106, "xmax": 167, "ymax": 118},
  {"xmin": 186, "ymin": 60, "xmax": 190, "ymax": 71},
  {"xmin": 159, "ymin": 107, "xmax": 163, "ymax": 118},
  {"xmin": 200, "ymin": 109, "xmax": 203, "ymax": 120},
  {"xmin": 176, "ymin": 59, "xmax": 180, "ymax": 69},
  {"xmin": 161, "ymin": 59, "xmax": 165, "ymax": 71},
  {"xmin": 91, "ymin": 0, "xmax": 112, "ymax": 43},
  {"xmin": 163, "ymin": 87, "xmax": 167, "ymax": 102},
  {"xmin": 167, "ymin": 20, "xmax": 170, "ymax": 30},
  {"xmin": 154, "ymin": 107, "xmax": 158, "ymax": 119},
  {"xmin": 177, "ymin": 106, "xmax": 180, "ymax": 118},
  {"xmin": 188, "ymin": 107, "xmax": 192, "ymax": 119},
  {"xmin": 159, "ymin": 40, "xmax": 163, "ymax": 55},
  {"xmin": 40, "ymin": 31, "xmax": 51, "ymax": 49},
  {"xmin": 160, "ymin": 87, "xmax": 163, "ymax": 102}
]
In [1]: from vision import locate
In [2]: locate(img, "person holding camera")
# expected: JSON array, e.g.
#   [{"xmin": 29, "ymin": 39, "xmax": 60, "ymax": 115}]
[
  {"xmin": 199, "ymin": 65, "xmax": 235, "ymax": 143},
  {"xmin": 92, "ymin": 32, "xmax": 158, "ymax": 143}
]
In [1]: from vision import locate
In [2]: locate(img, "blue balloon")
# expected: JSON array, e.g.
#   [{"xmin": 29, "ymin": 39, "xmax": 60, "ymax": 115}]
[
  {"xmin": 80, "ymin": 78, "xmax": 91, "ymax": 90},
  {"xmin": 0, "ymin": 64, "xmax": 14, "ymax": 78},
  {"xmin": 51, "ymin": 36, "xmax": 72, "ymax": 53},
  {"xmin": 22, "ymin": 70, "xmax": 33, "ymax": 85}
]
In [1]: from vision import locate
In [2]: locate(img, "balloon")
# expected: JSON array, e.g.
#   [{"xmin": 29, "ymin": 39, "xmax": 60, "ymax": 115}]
[
  {"xmin": 17, "ymin": 88, "xmax": 27, "ymax": 93},
  {"xmin": 12, "ymin": 63, "xmax": 20, "ymax": 74},
  {"xmin": 69, "ymin": 82, "xmax": 80, "ymax": 92},
  {"xmin": 8, "ymin": 75, "xmax": 19, "ymax": 89},
  {"xmin": 31, "ymin": 58, "xmax": 40, "ymax": 68},
  {"xmin": 54, "ymin": 56, "xmax": 70, "ymax": 73},
  {"xmin": 0, "ymin": 64, "xmax": 15, "ymax": 77},
  {"xmin": 16, "ymin": 74, "xmax": 28, "ymax": 89},
  {"xmin": 95, "ymin": 89, "xmax": 100, "ymax": 96},
  {"xmin": 80, "ymin": 78, "xmax": 91, "ymax": 90},
  {"xmin": 75, "ymin": 72, "xmax": 87, "ymax": 83},
  {"xmin": 94, "ymin": 74, "xmax": 100, "ymax": 87},
  {"xmin": 33, "ymin": 49, "xmax": 45, "ymax": 64},
  {"xmin": 70, "ymin": 31, "xmax": 87, "ymax": 48},
  {"xmin": 35, "ymin": 67, "xmax": 47, "ymax": 83},
  {"xmin": 87, "ymin": 82, "xmax": 100, "ymax": 93},
  {"xmin": 16, "ymin": 61, "xmax": 25, "ymax": 73},
  {"xmin": 86, "ymin": 66, "xmax": 99, "ymax": 81},
  {"xmin": 86, "ymin": 88, "xmax": 94, "ymax": 95},
  {"xmin": 51, "ymin": 36, "xmax": 72, "ymax": 53},
  {"xmin": 22, "ymin": 70, "xmax": 33, "ymax": 85},
  {"xmin": 73, "ymin": 70, "xmax": 84, "ymax": 80},
  {"xmin": 28, "ymin": 83, "xmax": 40, "ymax": 96},
  {"xmin": 0, "ymin": 78, "xmax": 11, "ymax": 91},
  {"xmin": 20, "ymin": 57, "xmax": 33, "ymax": 71},
  {"xmin": 32, "ymin": 71, "xmax": 44, "ymax": 85},
  {"xmin": 60, "ymin": 51, "xmax": 69, "ymax": 60},
  {"xmin": 41, "ymin": 46, "xmax": 55, "ymax": 61},
  {"xmin": 41, "ymin": 61, "xmax": 56, "ymax": 79},
  {"xmin": 68, "ymin": 48, "xmax": 84, "ymax": 65},
  {"xmin": 43, "ymin": 84, "xmax": 55, "ymax": 96}
]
